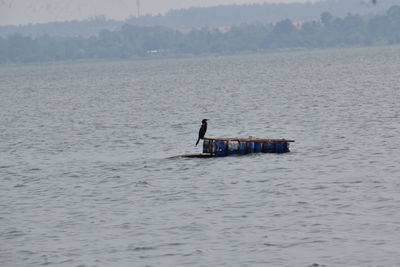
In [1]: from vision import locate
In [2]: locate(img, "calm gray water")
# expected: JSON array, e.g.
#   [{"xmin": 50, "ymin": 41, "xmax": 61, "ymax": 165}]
[{"xmin": 1, "ymin": 47, "xmax": 400, "ymax": 267}]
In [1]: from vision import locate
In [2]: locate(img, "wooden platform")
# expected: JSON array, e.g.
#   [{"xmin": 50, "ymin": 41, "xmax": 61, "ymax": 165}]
[
  {"xmin": 172, "ymin": 137, "xmax": 295, "ymax": 158},
  {"xmin": 204, "ymin": 137, "xmax": 295, "ymax": 143}
]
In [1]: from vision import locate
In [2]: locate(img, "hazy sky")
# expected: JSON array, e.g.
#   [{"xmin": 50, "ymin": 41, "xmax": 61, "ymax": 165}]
[{"xmin": 0, "ymin": 0, "xmax": 318, "ymax": 26}]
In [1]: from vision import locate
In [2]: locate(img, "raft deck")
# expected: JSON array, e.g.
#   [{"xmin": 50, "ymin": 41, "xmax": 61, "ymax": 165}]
[{"xmin": 204, "ymin": 137, "xmax": 295, "ymax": 143}]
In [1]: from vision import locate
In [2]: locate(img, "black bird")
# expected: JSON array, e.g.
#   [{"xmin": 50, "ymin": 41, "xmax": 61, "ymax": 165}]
[{"xmin": 195, "ymin": 119, "xmax": 208, "ymax": 146}]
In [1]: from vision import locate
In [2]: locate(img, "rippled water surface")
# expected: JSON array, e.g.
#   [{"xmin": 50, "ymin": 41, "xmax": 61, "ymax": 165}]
[{"xmin": 1, "ymin": 47, "xmax": 400, "ymax": 267}]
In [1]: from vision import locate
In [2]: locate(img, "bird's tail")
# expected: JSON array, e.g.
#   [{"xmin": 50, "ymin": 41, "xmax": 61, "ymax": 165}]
[{"xmin": 195, "ymin": 138, "xmax": 200, "ymax": 146}]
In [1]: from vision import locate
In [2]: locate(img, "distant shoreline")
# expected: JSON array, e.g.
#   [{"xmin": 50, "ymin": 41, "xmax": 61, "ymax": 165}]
[{"xmin": 1, "ymin": 44, "xmax": 399, "ymax": 67}]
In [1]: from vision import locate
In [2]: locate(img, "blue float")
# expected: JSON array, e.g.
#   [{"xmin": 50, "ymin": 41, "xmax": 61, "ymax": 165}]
[{"xmin": 200, "ymin": 137, "xmax": 295, "ymax": 157}]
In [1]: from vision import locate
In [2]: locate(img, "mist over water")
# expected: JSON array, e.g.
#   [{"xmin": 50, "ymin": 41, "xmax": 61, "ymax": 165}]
[{"xmin": 1, "ymin": 46, "xmax": 400, "ymax": 266}]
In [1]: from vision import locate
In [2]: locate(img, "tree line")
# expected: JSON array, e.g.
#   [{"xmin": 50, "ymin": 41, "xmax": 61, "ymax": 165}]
[
  {"xmin": 126, "ymin": 0, "xmax": 397, "ymax": 29},
  {"xmin": 1, "ymin": 6, "xmax": 400, "ymax": 63},
  {"xmin": 1, "ymin": 0, "xmax": 396, "ymax": 38}
]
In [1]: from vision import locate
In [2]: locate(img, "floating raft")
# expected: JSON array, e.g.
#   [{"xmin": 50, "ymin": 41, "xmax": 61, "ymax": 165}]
[{"xmin": 200, "ymin": 137, "xmax": 295, "ymax": 157}]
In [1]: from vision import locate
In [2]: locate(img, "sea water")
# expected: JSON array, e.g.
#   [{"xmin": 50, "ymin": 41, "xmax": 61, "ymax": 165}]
[{"xmin": 1, "ymin": 46, "xmax": 400, "ymax": 266}]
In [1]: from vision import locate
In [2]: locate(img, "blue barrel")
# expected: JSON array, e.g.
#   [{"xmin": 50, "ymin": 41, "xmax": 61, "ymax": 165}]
[
  {"xmin": 215, "ymin": 141, "xmax": 227, "ymax": 157},
  {"xmin": 254, "ymin": 142, "xmax": 262, "ymax": 153},
  {"xmin": 275, "ymin": 143, "xmax": 285, "ymax": 153},
  {"xmin": 203, "ymin": 139, "xmax": 210, "ymax": 153},
  {"xmin": 247, "ymin": 142, "xmax": 255, "ymax": 153},
  {"xmin": 227, "ymin": 141, "xmax": 240, "ymax": 155},
  {"xmin": 239, "ymin": 142, "xmax": 247, "ymax": 155},
  {"xmin": 283, "ymin": 142, "xmax": 290, "ymax": 152},
  {"xmin": 264, "ymin": 142, "xmax": 276, "ymax": 153}
]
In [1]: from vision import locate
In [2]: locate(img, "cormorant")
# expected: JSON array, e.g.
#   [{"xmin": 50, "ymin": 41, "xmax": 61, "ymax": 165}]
[{"xmin": 195, "ymin": 119, "xmax": 208, "ymax": 146}]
